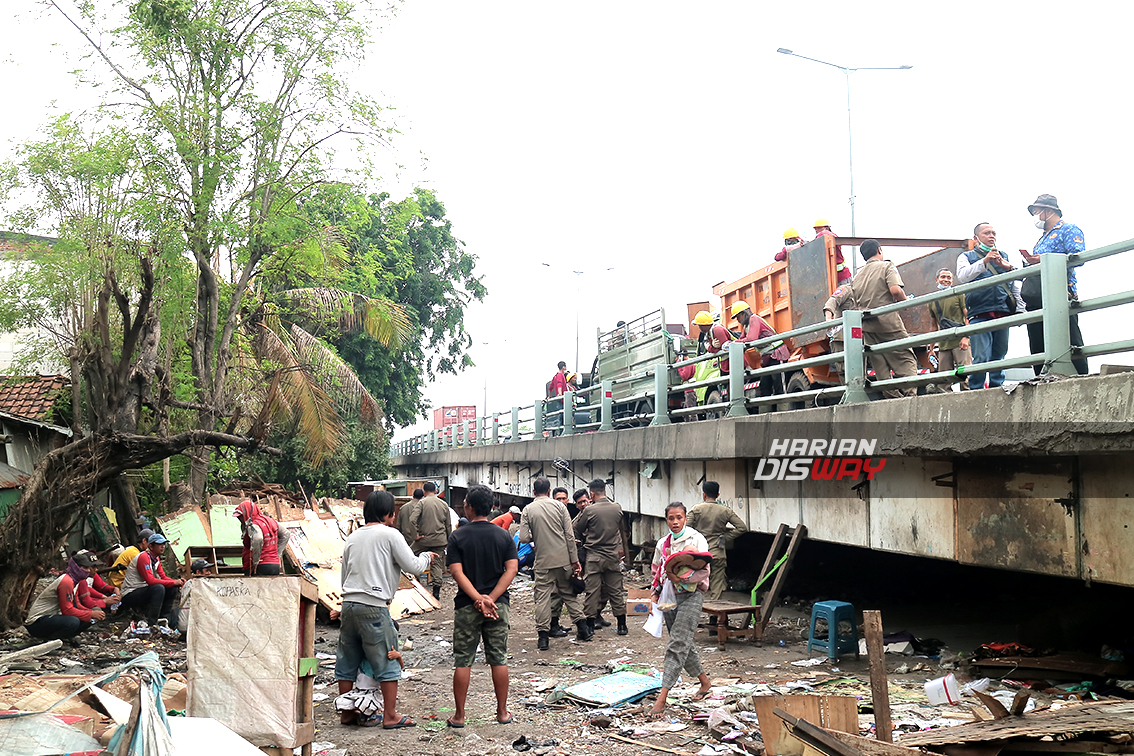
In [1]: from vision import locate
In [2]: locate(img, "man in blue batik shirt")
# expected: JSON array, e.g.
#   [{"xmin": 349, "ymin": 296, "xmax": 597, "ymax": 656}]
[{"xmin": 1021, "ymin": 194, "xmax": 1089, "ymax": 376}]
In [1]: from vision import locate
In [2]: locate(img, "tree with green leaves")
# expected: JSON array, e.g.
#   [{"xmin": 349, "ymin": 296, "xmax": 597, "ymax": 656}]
[{"xmin": 47, "ymin": 0, "xmax": 408, "ymax": 502}]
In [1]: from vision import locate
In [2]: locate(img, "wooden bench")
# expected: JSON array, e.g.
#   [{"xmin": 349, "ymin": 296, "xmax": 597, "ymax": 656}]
[{"xmin": 700, "ymin": 601, "xmax": 762, "ymax": 649}]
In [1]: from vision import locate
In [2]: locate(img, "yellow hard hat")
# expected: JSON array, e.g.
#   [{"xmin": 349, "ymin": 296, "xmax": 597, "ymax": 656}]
[
  {"xmin": 783, "ymin": 227, "xmax": 801, "ymax": 241},
  {"xmin": 730, "ymin": 300, "xmax": 751, "ymax": 317},
  {"xmin": 693, "ymin": 310, "xmax": 714, "ymax": 326},
  {"xmin": 813, "ymin": 217, "xmax": 831, "ymax": 229}
]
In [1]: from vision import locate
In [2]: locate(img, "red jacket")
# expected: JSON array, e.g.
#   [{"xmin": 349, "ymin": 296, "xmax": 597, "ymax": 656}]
[
  {"xmin": 135, "ymin": 551, "xmax": 179, "ymax": 589},
  {"xmin": 816, "ymin": 230, "xmax": 851, "ymax": 283},
  {"xmin": 56, "ymin": 575, "xmax": 95, "ymax": 622},
  {"xmin": 548, "ymin": 371, "xmax": 568, "ymax": 398}
]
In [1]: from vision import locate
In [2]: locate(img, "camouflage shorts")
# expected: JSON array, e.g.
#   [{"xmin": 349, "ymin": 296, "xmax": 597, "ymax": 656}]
[{"xmin": 452, "ymin": 603, "xmax": 510, "ymax": 667}]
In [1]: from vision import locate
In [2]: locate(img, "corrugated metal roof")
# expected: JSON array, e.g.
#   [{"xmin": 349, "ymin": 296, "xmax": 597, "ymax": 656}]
[{"xmin": 0, "ymin": 460, "xmax": 29, "ymax": 490}]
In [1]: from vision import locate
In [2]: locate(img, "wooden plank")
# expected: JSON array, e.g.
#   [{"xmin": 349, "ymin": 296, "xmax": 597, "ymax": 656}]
[
  {"xmin": 1010, "ymin": 690, "xmax": 1031, "ymax": 716},
  {"xmin": 759, "ymin": 524, "xmax": 806, "ymax": 635},
  {"xmin": 973, "ymin": 690, "xmax": 1010, "ymax": 719},
  {"xmin": 0, "ymin": 640, "xmax": 62, "ymax": 665},
  {"xmin": 607, "ymin": 733, "xmax": 693, "ymax": 755},
  {"xmin": 863, "ymin": 610, "xmax": 892, "ymax": 743},
  {"xmin": 824, "ymin": 730, "xmax": 928, "ymax": 756},
  {"xmin": 754, "ymin": 694, "xmax": 858, "ymax": 754},
  {"xmin": 776, "ymin": 709, "xmax": 863, "ymax": 756}
]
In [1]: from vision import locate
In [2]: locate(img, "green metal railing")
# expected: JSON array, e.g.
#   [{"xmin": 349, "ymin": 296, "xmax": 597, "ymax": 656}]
[{"xmin": 393, "ymin": 239, "xmax": 1134, "ymax": 456}]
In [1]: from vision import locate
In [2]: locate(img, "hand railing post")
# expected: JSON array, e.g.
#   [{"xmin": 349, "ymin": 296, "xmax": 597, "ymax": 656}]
[
  {"xmin": 726, "ymin": 342, "xmax": 749, "ymax": 417},
  {"xmin": 563, "ymin": 390, "xmax": 575, "ymax": 435},
  {"xmin": 600, "ymin": 380, "xmax": 614, "ymax": 432},
  {"xmin": 511, "ymin": 406, "xmax": 520, "ymax": 442},
  {"xmin": 1040, "ymin": 252, "xmax": 1075, "ymax": 375},
  {"xmin": 480, "ymin": 416, "xmax": 488, "ymax": 445},
  {"xmin": 841, "ymin": 309, "xmax": 870, "ymax": 403},
  {"xmin": 491, "ymin": 413, "xmax": 500, "ymax": 444},
  {"xmin": 534, "ymin": 399, "xmax": 545, "ymax": 438},
  {"xmin": 649, "ymin": 362, "xmax": 671, "ymax": 426}
]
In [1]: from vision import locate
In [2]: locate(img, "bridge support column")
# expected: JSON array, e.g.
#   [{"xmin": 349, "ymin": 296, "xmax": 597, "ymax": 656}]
[
  {"xmin": 841, "ymin": 309, "xmax": 870, "ymax": 404},
  {"xmin": 726, "ymin": 341, "xmax": 749, "ymax": 417},
  {"xmin": 600, "ymin": 380, "xmax": 613, "ymax": 432},
  {"xmin": 650, "ymin": 362, "xmax": 671, "ymax": 426},
  {"xmin": 1040, "ymin": 251, "xmax": 1076, "ymax": 375}
]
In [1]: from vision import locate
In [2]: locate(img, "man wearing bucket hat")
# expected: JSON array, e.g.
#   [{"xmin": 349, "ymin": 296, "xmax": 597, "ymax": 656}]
[{"xmin": 1020, "ymin": 194, "xmax": 1089, "ymax": 375}]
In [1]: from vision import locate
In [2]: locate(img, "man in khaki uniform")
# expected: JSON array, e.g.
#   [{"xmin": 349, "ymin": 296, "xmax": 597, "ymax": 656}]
[
  {"xmin": 414, "ymin": 482, "xmax": 453, "ymax": 599},
  {"xmin": 398, "ymin": 488, "xmax": 424, "ymax": 547},
  {"xmin": 519, "ymin": 477, "xmax": 591, "ymax": 649},
  {"xmin": 686, "ymin": 481, "xmax": 748, "ymax": 605},
  {"xmin": 824, "ymin": 239, "xmax": 918, "ymax": 399},
  {"xmin": 574, "ymin": 478, "xmax": 629, "ymax": 636}
]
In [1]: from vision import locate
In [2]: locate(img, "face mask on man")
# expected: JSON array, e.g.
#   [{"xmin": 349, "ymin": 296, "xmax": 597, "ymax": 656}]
[
  {"xmin": 1034, "ymin": 212, "xmax": 1047, "ymax": 229},
  {"xmin": 937, "ymin": 283, "xmax": 950, "ymax": 290},
  {"xmin": 977, "ymin": 242, "xmax": 994, "ymax": 253}
]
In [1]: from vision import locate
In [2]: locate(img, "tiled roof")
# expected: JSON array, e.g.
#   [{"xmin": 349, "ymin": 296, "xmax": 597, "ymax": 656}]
[{"xmin": 0, "ymin": 375, "xmax": 69, "ymax": 424}]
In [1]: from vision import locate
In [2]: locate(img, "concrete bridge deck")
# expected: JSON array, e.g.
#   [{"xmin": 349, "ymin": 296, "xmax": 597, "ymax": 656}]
[{"xmin": 392, "ymin": 372, "xmax": 1134, "ymax": 588}]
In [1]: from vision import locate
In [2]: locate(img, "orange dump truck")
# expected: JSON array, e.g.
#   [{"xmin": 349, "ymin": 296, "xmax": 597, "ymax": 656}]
[{"xmin": 706, "ymin": 235, "xmax": 974, "ymax": 399}]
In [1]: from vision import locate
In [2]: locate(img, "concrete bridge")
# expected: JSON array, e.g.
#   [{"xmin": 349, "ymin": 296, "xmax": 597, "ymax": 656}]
[{"xmin": 392, "ymin": 372, "xmax": 1134, "ymax": 588}]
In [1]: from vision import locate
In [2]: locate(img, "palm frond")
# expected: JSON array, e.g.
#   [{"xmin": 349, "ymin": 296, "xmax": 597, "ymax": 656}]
[
  {"xmin": 273, "ymin": 288, "xmax": 413, "ymax": 347},
  {"xmin": 289, "ymin": 323, "xmax": 385, "ymax": 428},
  {"xmin": 253, "ymin": 321, "xmax": 346, "ymax": 465}
]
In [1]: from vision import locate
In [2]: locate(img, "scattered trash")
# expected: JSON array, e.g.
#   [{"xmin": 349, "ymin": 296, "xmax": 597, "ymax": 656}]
[
  {"xmin": 512, "ymin": 734, "xmax": 559, "ymax": 751},
  {"xmin": 790, "ymin": 658, "xmax": 825, "ymax": 667},
  {"xmin": 925, "ymin": 673, "xmax": 961, "ymax": 705},
  {"xmin": 563, "ymin": 671, "xmax": 661, "ymax": 706}
]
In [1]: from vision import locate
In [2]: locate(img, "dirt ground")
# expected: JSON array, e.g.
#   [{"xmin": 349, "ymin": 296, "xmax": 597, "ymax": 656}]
[{"xmin": 310, "ymin": 572, "xmax": 958, "ymax": 756}]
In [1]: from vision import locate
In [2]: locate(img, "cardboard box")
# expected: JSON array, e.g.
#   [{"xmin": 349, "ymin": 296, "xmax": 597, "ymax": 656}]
[{"xmin": 626, "ymin": 588, "xmax": 653, "ymax": 615}]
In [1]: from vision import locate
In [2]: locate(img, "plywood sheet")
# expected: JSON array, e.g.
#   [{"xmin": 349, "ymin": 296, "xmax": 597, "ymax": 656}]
[
  {"xmin": 207, "ymin": 498, "xmax": 243, "ymax": 547},
  {"xmin": 158, "ymin": 505, "xmax": 212, "ymax": 564},
  {"xmin": 899, "ymin": 700, "xmax": 1134, "ymax": 746},
  {"xmin": 187, "ymin": 576, "xmax": 301, "ymax": 747},
  {"xmin": 753, "ymin": 694, "xmax": 858, "ymax": 756}
]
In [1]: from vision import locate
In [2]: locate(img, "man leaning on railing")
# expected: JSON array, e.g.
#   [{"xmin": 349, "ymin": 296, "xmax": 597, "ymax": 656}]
[{"xmin": 823, "ymin": 239, "xmax": 918, "ymax": 399}]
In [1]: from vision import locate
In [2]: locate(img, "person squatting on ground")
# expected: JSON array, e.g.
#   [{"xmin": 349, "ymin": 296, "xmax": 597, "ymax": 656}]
[
  {"xmin": 445, "ymin": 484, "xmax": 518, "ymax": 728},
  {"xmin": 25, "ymin": 550, "xmax": 108, "ymax": 641},
  {"xmin": 573, "ymin": 478, "xmax": 629, "ymax": 636},
  {"xmin": 686, "ymin": 481, "xmax": 747, "ymax": 607},
  {"xmin": 519, "ymin": 477, "xmax": 591, "ymax": 649},
  {"xmin": 119, "ymin": 533, "xmax": 183, "ymax": 627},
  {"xmin": 411, "ymin": 481, "xmax": 452, "ymax": 599},
  {"xmin": 649, "ymin": 502, "xmax": 713, "ymax": 718},
  {"xmin": 234, "ymin": 499, "xmax": 290, "ymax": 576},
  {"xmin": 927, "ymin": 268, "xmax": 972, "ymax": 389},
  {"xmin": 335, "ymin": 490, "xmax": 436, "ymax": 729},
  {"xmin": 108, "ymin": 529, "xmax": 153, "ymax": 589},
  {"xmin": 823, "ymin": 239, "xmax": 918, "ymax": 399}
]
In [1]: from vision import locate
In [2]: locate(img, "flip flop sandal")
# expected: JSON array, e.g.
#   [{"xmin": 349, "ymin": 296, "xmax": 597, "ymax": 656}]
[
  {"xmin": 383, "ymin": 716, "xmax": 416, "ymax": 730},
  {"xmin": 496, "ymin": 714, "xmax": 514, "ymax": 724},
  {"xmin": 447, "ymin": 718, "xmax": 466, "ymax": 728}
]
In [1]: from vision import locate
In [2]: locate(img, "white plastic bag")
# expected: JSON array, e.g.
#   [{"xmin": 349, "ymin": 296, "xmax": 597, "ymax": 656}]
[
  {"xmin": 644, "ymin": 604, "xmax": 665, "ymax": 638},
  {"xmin": 657, "ymin": 579, "xmax": 677, "ymax": 611}
]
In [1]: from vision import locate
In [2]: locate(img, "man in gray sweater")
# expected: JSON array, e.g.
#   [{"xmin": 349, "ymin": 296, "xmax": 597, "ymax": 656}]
[{"xmin": 336, "ymin": 490, "xmax": 435, "ymax": 729}]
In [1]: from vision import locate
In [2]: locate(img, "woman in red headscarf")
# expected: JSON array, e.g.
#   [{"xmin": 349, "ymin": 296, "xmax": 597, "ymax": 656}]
[{"xmin": 234, "ymin": 500, "xmax": 291, "ymax": 575}]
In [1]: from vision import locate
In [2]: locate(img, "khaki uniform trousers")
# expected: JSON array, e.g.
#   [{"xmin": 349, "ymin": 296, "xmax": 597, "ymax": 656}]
[
  {"xmin": 584, "ymin": 555, "xmax": 626, "ymax": 619},
  {"xmin": 413, "ymin": 542, "xmax": 444, "ymax": 586},
  {"xmin": 864, "ymin": 329, "xmax": 918, "ymax": 399},
  {"xmin": 533, "ymin": 566, "xmax": 584, "ymax": 632},
  {"xmin": 707, "ymin": 551, "xmax": 728, "ymax": 601}
]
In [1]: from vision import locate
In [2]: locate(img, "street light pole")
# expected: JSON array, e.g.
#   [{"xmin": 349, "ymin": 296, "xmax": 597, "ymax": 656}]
[{"xmin": 776, "ymin": 48, "xmax": 911, "ymax": 247}]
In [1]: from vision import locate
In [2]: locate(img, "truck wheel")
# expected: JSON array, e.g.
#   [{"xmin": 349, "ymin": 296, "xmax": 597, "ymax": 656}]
[
  {"xmin": 704, "ymin": 390, "xmax": 723, "ymax": 420},
  {"xmin": 786, "ymin": 372, "xmax": 811, "ymax": 410},
  {"xmin": 635, "ymin": 398, "xmax": 654, "ymax": 426}
]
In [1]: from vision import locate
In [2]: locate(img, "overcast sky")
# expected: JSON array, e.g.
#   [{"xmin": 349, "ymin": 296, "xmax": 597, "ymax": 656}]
[{"xmin": 4, "ymin": 1, "xmax": 1134, "ymax": 442}]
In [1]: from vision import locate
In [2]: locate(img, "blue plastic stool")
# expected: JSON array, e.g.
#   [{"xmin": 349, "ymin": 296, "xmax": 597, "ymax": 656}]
[{"xmin": 807, "ymin": 601, "xmax": 859, "ymax": 661}]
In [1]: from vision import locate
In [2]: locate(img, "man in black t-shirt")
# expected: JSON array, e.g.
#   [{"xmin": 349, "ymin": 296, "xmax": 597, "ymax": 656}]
[{"xmin": 445, "ymin": 485, "xmax": 518, "ymax": 728}]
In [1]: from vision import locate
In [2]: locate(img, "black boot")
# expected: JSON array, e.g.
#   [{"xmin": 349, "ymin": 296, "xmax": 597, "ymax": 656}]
[
  {"xmin": 432, "ymin": 584, "xmax": 441, "ymax": 599},
  {"xmin": 616, "ymin": 615, "xmax": 628, "ymax": 636},
  {"xmin": 576, "ymin": 619, "xmax": 593, "ymax": 642},
  {"xmin": 548, "ymin": 618, "xmax": 568, "ymax": 638},
  {"xmin": 538, "ymin": 631, "xmax": 549, "ymax": 651},
  {"xmin": 587, "ymin": 617, "xmax": 596, "ymax": 634},
  {"xmin": 595, "ymin": 613, "xmax": 611, "ymax": 628}
]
